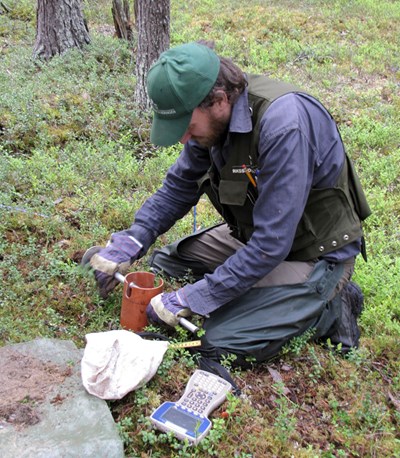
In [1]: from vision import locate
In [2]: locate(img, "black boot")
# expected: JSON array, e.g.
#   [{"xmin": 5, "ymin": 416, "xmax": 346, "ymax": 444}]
[{"xmin": 328, "ymin": 281, "xmax": 364, "ymax": 354}]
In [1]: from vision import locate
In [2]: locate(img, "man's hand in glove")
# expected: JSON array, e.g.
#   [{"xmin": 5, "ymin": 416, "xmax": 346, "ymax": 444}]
[
  {"xmin": 84, "ymin": 233, "xmax": 142, "ymax": 299},
  {"xmin": 146, "ymin": 291, "xmax": 192, "ymax": 327}
]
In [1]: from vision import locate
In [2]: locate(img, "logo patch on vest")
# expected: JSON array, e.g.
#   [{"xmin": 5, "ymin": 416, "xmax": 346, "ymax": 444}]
[{"xmin": 232, "ymin": 164, "xmax": 258, "ymax": 174}]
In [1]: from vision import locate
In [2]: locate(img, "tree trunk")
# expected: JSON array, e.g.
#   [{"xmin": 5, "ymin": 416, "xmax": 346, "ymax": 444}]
[
  {"xmin": 111, "ymin": 0, "xmax": 133, "ymax": 41},
  {"xmin": 134, "ymin": 0, "xmax": 170, "ymax": 110},
  {"xmin": 33, "ymin": 0, "xmax": 90, "ymax": 60}
]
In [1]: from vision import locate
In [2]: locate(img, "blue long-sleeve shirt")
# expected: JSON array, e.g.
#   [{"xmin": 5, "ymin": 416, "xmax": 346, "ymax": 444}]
[{"xmin": 129, "ymin": 89, "xmax": 361, "ymax": 315}]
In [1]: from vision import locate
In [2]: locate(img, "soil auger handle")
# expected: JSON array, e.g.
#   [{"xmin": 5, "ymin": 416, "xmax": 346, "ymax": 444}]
[
  {"xmin": 114, "ymin": 272, "xmax": 199, "ymax": 334},
  {"xmin": 82, "ymin": 246, "xmax": 200, "ymax": 334}
]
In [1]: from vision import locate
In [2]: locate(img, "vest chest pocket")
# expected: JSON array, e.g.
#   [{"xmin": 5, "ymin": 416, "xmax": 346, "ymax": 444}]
[{"xmin": 219, "ymin": 180, "xmax": 249, "ymax": 206}]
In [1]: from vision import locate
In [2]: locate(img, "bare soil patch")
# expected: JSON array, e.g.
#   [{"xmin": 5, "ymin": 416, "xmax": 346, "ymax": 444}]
[{"xmin": 0, "ymin": 347, "xmax": 72, "ymax": 427}]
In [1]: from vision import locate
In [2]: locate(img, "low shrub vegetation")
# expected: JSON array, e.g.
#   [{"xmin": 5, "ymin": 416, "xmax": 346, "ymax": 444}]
[{"xmin": 1, "ymin": 0, "xmax": 399, "ymax": 456}]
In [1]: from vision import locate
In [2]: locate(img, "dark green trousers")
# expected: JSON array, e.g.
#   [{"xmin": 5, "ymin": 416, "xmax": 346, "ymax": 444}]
[
  {"xmin": 199, "ymin": 260, "xmax": 344, "ymax": 365},
  {"xmin": 149, "ymin": 224, "xmax": 352, "ymax": 365}
]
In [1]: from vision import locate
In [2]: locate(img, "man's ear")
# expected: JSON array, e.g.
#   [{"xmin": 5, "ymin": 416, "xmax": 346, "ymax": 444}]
[
  {"xmin": 211, "ymin": 91, "xmax": 231, "ymax": 119},
  {"xmin": 213, "ymin": 90, "xmax": 229, "ymax": 105}
]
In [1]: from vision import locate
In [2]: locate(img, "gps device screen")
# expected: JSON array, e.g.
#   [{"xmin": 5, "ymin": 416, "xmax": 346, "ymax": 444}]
[
  {"xmin": 162, "ymin": 406, "xmax": 200, "ymax": 431},
  {"xmin": 150, "ymin": 370, "xmax": 232, "ymax": 444}
]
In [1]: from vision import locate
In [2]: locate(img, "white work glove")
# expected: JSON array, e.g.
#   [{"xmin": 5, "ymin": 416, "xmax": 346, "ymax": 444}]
[
  {"xmin": 84, "ymin": 233, "xmax": 142, "ymax": 298},
  {"xmin": 146, "ymin": 291, "xmax": 192, "ymax": 327}
]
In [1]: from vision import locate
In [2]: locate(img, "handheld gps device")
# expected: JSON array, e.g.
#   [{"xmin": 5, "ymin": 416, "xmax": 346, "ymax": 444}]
[{"xmin": 150, "ymin": 369, "xmax": 232, "ymax": 444}]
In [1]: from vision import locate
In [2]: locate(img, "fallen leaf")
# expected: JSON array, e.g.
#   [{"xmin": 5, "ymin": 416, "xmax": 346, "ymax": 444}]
[{"xmin": 268, "ymin": 367, "xmax": 291, "ymax": 395}]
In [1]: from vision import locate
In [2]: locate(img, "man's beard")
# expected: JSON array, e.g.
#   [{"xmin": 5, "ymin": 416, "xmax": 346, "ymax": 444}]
[{"xmin": 192, "ymin": 115, "xmax": 229, "ymax": 148}]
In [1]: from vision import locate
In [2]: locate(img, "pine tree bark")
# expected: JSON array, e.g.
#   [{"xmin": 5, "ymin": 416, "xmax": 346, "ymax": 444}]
[
  {"xmin": 134, "ymin": 0, "xmax": 170, "ymax": 110},
  {"xmin": 111, "ymin": 0, "xmax": 133, "ymax": 41},
  {"xmin": 33, "ymin": 0, "xmax": 90, "ymax": 60}
]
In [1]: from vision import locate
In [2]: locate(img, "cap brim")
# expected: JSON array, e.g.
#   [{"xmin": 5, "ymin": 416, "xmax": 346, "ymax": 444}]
[{"xmin": 150, "ymin": 112, "xmax": 192, "ymax": 147}]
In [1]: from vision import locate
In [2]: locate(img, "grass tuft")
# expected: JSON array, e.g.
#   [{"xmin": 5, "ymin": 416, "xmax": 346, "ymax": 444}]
[{"xmin": 1, "ymin": 0, "xmax": 399, "ymax": 456}]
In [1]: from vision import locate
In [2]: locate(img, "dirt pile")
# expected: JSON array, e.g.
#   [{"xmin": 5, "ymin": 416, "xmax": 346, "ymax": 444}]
[{"xmin": 0, "ymin": 347, "xmax": 72, "ymax": 427}]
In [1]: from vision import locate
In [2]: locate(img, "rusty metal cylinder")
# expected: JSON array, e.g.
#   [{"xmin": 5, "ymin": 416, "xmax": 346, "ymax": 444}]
[{"xmin": 120, "ymin": 271, "xmax": 164, "ymax": 332}]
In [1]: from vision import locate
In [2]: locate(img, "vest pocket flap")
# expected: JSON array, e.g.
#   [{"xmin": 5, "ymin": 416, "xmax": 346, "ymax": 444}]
[{"xmin": 219, "ymin": 180, "xmax": 248, "ymax": 206}]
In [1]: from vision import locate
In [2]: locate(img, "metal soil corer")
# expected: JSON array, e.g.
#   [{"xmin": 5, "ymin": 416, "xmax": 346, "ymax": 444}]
[
  {"xmin": 115, "ymin": 271, "xmax": 163, "ymax": 332},
  {"xmin": 81, "ymin": 246, "xmax": 199, "ymax": 334},
  {"xmin": 114, "ymin": 271, "xmax": 198, "ymax": 333}
]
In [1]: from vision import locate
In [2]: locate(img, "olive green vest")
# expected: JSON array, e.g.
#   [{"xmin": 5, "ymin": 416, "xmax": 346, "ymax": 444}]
[{"xmin": 199, "ymin": 75, "xmax": 371, "ymax": 261}]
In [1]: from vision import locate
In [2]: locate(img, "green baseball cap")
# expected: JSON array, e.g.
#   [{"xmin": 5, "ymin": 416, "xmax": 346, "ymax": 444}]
[{"xmin": 147, "ymin": 42, "xmax": 220, "ymax": 146}]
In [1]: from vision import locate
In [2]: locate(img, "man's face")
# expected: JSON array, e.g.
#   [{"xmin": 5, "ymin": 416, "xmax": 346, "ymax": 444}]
[{"xmin": 180, "ymin": 95, "xmax": 231, "ymax": 148}]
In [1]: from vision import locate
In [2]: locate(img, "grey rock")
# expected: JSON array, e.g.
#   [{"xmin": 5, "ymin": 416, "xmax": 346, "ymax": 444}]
[{"xmin": 0, "ymin": 338, "xmax": 125, "ymax": 458}]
